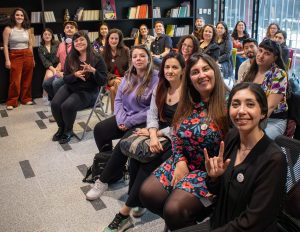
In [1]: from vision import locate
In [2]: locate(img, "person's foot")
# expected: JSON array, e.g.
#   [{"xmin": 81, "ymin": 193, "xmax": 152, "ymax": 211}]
[
  {"xmin": 48, "ymin": 116, "xmax": 56, "ymax": 122},
  {"xmin": 131, "ymin": 207, "xmax": 146, "ymax": 218},
  {"xmin": 103, "ymin": 213, "xmax": 133, "ymax": 232},
  {"xmin": 58, "ymin": 131, "xmax": 74, "ymax": 144},
  {"xmin": 52, "ymin": 128, "xmax": 64, "ymax": 141},
  {"xmin": 6, "ymin": 106, "xmax": 13, "ymax": 110},
  {"xmin": 86, "ymin": 179, "xmax": 108, "ymax": 201},
  {"xmin": 25, "ymin": 101, "xmax": 33, "ymax": 105}
]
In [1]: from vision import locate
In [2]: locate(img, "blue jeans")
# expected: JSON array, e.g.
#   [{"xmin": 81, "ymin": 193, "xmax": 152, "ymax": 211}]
[
  {"xmin": 265, "ymin": 118, "xmax": 287, "ymax": 140},
  {"xmin": 42, "ymin": 77, "xmax": 64, "ymax": 100}
]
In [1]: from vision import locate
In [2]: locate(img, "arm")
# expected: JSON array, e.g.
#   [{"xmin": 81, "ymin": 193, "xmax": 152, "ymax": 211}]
[
  {"xmin": 218, "ymin": 38, "xmax": 233, "ymax": 63},
  {"xmin": 114, "ymin": 79, "xmax": 129, "ymax": 125},
  {"xmin": 211, "ymin": 152, "xmax": 286, "ymax": 232},
  {"xmin": 124, "ymin": 107, "xmax": 149, "ymax": 128},
  {"xmin": 3, "ymin": 27, "xmax": 11, "ymax": 69},
  {"xmin": 38, "ymin": 46, "xmax": 53, "ymax": 69},
  {"xmin": 147, "ymin": 88, "xmax": 159, "ymax": 129},
  {"xmin": 267, "ymin": 94, "xmax": 284, "ymax": 117},
  {"xmin": 161, "ymin": 36, "xmax": 172, "ymax": 58},
  {"xmin": 89, "ymin": 56, "xmax": 107, "ymax": 87}
]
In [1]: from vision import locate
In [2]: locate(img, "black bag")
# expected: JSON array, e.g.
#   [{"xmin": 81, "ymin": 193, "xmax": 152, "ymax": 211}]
[
  {"xmin": 82, "ymin": 151, "xmax": 112, "ymax": 183},
  {"xmin": 120, "ymin": 134, "xmax": 171, "ymax": 163},
  {"xmin": 287, "ymin": 74, "xmax": 300, "ymax": 125}
]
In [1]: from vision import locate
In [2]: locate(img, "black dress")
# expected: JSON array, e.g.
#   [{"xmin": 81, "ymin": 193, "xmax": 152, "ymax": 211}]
[{"xmin": 208, "ymin": 129, "xmax": 287, "ymax": 232}]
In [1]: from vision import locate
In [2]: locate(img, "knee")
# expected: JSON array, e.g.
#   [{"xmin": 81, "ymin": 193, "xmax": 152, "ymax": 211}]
[
  {"xmin": 139, "ymin": 178, "xmax": 153, "ymax": 206},
  {"xmin": 61, "ymin": 101, "xmax": 75, "ymax": 114},
  {"xmin": 42, "ymin": 78, "xmax": 52, "ymax": 90},
  {"xmin": 163, "ymin": 200, "xmax": 182, "ymax": 222}
]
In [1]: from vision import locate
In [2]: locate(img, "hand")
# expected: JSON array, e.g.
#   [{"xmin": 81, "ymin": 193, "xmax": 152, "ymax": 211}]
[
  {"xmin": 204, "ymin": 141, "xmax": 231, "ymax": 178},
  {"xmin": 134, "ymin": 128, "xmax": 149, "ymax": 136},
  {"xmin": 74, "ymin": 70, "xmax": 86, "ymax": 81},
  {"xmin": 171, "ymin": 161, "xmax": 189, "ymax": 187},
  {"xmin": 118, "ymin": 124, "xmax": 128, "ymax": 131},
  {"xmin": 5, "ymin": 60, "xmax": 11, "ymax": 69},
  {"xmin": 81, "ymin": 62, "xmax": 95, "ymax": 73},
  {"xmin": 56, "ymin": 71, "xmax": 64, "ymax": 78},
  {"xmin": 149, "ymin": 136, "xmax": 163, "ymax": 153}
]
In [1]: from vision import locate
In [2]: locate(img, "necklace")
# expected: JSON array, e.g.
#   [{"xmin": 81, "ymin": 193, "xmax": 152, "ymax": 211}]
[{"xmin": 167, "ymin": 86, "xmax": 181, "ymax": 104}]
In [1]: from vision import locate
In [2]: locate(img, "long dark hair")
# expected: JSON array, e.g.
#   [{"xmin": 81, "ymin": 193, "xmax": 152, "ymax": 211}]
[
  {"xmin": 9, "ymin": 8, "xmax": 30, "ymax": 29},
  {"xmin": 65, "ymin": 31, "xmax": 97, "ymax": 76},
  {"xmin": 96, "ymin": 23, "xmax": 108, "ymax": 43},
  {"xmin": 156, "ymin": 52, "xmax": 185, "ymax": 121},
  {"xmin": 103, "ymin": 28, "xmax": 126, "ymax": 65},
  {"xmin": 231, "ymin": 20, "xmax": 249, "ymax": 40},
  {"xmin": 172, "ymin": 52, "xmax": 228, "ymax": 134},
  {"xmin": 40, "ymin": 28, "xmax": 56, "ymax": 46},
  {"xmin": 228, "ymin": 82, "xmax": 268, "ymax": 127},
  {"xmin": 243, "ymin": 39, "xmax": 285, "ymax": 82},
  {"xmin": 177, "ymin": 35, "xmax": 199, "ymax": 58},
  {"xmin": 201, "ymin": 24, "xmax": 217, "ymax": 43},
  {"xmin": 266, "ymin": 23, "xmax": 280, "ymax": 38},
  {"xmin": 216, "ymin": 21, "xmax": 229, "ymax": 42},
  {"xmin": 137, "ymin": 24, "xmax": 149, "ymax": 44}
]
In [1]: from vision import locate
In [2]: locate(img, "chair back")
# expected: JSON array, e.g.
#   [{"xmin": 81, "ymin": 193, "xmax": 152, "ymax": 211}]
[{"xmin": 232, "ymin": 48, "xmax": 237, "ymax": 69}]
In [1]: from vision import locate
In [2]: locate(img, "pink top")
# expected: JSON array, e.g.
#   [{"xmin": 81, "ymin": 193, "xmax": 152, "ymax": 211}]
[{"xmin": 56, "ymin": 42, "xmax": 72, "ymax": 71}]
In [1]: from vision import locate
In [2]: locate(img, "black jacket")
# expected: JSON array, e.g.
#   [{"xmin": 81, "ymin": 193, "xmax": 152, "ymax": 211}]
[{"xmin": 199, "ymin": 41, "xmax": 220, "ymax": 61}]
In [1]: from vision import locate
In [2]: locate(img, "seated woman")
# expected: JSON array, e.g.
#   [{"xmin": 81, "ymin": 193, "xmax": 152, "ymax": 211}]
[
  {"xmin": 92, "ymin": 23, "xmax": 109, "ymax": 53},
  {"xmin": 177, "ymin": 34, "xmax": 199, "ymax": 62},
  {"xmin": 51, "ymin": 31, "xmax": 107, "ymax": 144},
  {"xmin": 274, "ymin": 30, "xmax": 289, "ymax": 68},
  {"xmin": 38, "ymin": 28, "xmax": 60, "ymax": 85},
  {"xmin": 139, "ymin": 53, "xmax": 228, "ymax": 231},
  {"xmin": 216, "ymin": 21, "xmax": 233, "ymax": 79},
  {"xmin": 199, "ymin": 24, "xmax": 220, "ymax": 61},
  {"xmin": 205, "ymin": 82, "xmax": 286, "ymax": 231},
  {"xmin": 243, "ymin": 39, "xmax": 288, "ymax": 140},
  {"xmin": 102, "ymin": 52, "xmax": 185, "ymax": 232},
  {"xmin": 264, "ymin": 22, "xmax": 280, "ymax": 41},
  {"xmin": 231, "ymin": 21, "xmax": 250, "ymax": 80},
  {"xmin": 101, "ymin": 28, "xmax": 130, "ymax": 112},
  {"xmin": 134, "ymin": 24, "xmax": 155, "ymax": 50},
  {"xmin": 85, "ymin": 45, "xmax": 159, "ymax": 200}
]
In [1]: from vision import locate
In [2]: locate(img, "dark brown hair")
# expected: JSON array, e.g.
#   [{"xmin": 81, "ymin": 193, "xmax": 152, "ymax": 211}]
[
  {"xmin": 177, "ymin": 35, "xmax": 199, "ymax": 59},
  {"xmin": 9, "ymin": 8, "xmax": 30, "ymax": 29},
  {"xmin": 40, "ymin": 28, "xmax": 56, "ymax": 46}
]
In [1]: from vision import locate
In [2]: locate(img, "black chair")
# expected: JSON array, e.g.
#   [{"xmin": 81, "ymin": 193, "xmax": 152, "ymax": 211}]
[{"xmin": 275, "ymin": 135, "xmax": 300, "ymax": 232}]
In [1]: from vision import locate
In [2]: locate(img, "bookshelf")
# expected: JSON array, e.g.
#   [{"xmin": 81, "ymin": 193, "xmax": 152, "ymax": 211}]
[{"xmin": 0, "ymin": 0, "xmax": 215, "ymax": 102}]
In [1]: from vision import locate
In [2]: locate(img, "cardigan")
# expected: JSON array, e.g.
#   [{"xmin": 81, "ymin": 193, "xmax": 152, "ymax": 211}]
[{"xmin": 208, "ymin": 128, "xmax": 287, "ymax": 232}]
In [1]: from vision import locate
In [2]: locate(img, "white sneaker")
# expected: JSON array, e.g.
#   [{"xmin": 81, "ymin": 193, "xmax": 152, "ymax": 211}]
[
  {"xmin": 25, "ymin": 101, "xmax": 33, "ymax": 105},
  {"xmin": 86, "ymin": 179, "xmax": 108, "ymax": 201},
  {"xmin": 6, "ymin": 106, "xmax": 13, "ymax": 110}
]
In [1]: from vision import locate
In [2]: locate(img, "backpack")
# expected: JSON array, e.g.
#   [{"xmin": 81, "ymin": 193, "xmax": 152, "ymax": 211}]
[{"xmin": 82, "ymin": 151, "xmax": 112, "ymax": 183}]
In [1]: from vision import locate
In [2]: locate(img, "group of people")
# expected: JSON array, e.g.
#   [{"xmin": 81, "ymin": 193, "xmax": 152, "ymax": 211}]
[{"xmin": 2, "ymin": 7, "xmax": 294, "ymax": 232}]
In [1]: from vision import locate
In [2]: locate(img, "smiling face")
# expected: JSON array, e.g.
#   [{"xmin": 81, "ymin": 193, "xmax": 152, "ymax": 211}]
[
  {"xmin": 243, "ymin": 42, "xmax": 258, "ymax": 59},
  {"xmin": 230, "ymin": 88, "xmax": 264, "ymax": 133},
  {"xmin": 108, "ymin": 33, "xmax": 119, "ymax": 49},
  {"xmin": 237, "ymin": 22, "xmax": 245, "ymax": 33},
  {"xmin": 154, "ymin": 22, "xmax": 164, "ymax": 35},
  {"xmin": 269, "ymin": 24, "xmax": 279, "ymax": 37},
  {"xmin": 164, "ymin": 58, "xmax": 183, "ymax": 84},
  {"xmin": 256, "ymin": 47, "xmax": 277, "ymax": 68},
  {"xmin": 100, "ymin": 25, "xmax": 108, "ymax": 37},
  {"xmin": 14, "ymin": 10, "xmax": 24, "ymax": 25},
  {"xmin": 64, "ymin": 24, "xmax": 77, "ymax": 37},
  {"xmin": 42, "ymin": 30, "xmax": 53, "ymax": 43},
  {"xmin": 139, "ymin": 25, "xmax": 149, "ymax": 37},
  {"xmin": 181, "ymin": 38, "xmax": 194, "ymax": 58},
  {"xmin": 203, "ymin": 26, "xmax": 213, "ymax": 42},
  {"xmin": 190, "ymin": 58, "xmax": 215, "ymax": 100},
  {"xmin": 131, "ymin": 48, "xmax": 149, "ymax": 72},
  {"xmin": 274, "ymin": 33, "xmax": 285, "ymax": 44},
  {"xmin": 74, "ymin": 36, "xmax": 88, "ymax": 53}
]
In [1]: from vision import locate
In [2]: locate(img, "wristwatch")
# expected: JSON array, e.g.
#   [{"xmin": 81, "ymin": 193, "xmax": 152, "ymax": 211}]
[{"xmin": 159, "ymin": 55, "xmax": 163, "ymax": 59}]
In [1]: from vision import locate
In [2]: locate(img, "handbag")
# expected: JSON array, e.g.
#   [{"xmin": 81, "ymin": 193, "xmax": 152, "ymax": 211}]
[{"xmin": 120, "ymin": 134, "xmax": 171, "ymax": 163}]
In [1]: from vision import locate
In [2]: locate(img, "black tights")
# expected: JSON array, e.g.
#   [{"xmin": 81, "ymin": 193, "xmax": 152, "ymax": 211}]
[{"xmin": 139, "ymin": 175, "xmax": 209, "ymax": 231}]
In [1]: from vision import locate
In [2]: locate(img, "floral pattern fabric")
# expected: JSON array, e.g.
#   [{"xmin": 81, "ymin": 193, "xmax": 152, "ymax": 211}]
[
  {"xmin": 153, "ymin": 101, "xmax": 223, "ymax": 200},
  {"xmin": 262, "ymin": 65, "xmax": 288, "ymax": 114}
]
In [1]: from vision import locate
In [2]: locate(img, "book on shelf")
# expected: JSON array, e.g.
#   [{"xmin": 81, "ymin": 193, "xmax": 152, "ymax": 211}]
[
  {"xmin": 88, "ymin": 31, "xmax": 98, "ymax": 42},
  {"xmin": 180, "ymin": 1, "xmax": 191, "ymax": 17},
  {"xmin": 128, "ymin": 7, "xmax": 137, "ymax": 19},
  {"xmin": 31, "ymin": 12, "xmax": 41, "ymax": 23},
  {"xmin": 130, "ymin": 28, "xmax": 139, "ymax": 38},
  {"xmin": 165, "ymin": 24, "xmax": 190, "ymax": 37},
  {"xmin": 166, "ymin": 24, "xmax": 175, "ymax": 37},
  {"xmin": 102, "ymin": 0, "xmax": 116, "ymax": 20},
  {"xmin": 43, "ymin": 11, "xmax": 56, "ymax": 22},
  {"xmin": 128, "ymin": 4, "xmax": 148, "ymax": 19},
  {"xmin": 138, "ymin": 4, "xmax": 148, "ymax": 19},
  {"xmin": 74, "ymin": 7, "xmax": 84, "ymax": 21},
  {"xmin": 153, "ymin": 6, "xmax": 161, "ymax": 18}
]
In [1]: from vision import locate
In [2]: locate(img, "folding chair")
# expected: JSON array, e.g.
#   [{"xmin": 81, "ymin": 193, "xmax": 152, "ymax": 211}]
[{"xmin": 80, "ymin": 86, "xmax": 111, "ymax": 140}]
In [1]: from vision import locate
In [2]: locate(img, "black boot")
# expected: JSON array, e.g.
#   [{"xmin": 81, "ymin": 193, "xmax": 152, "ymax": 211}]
[
  {"xmin": 52, "ymin": 127, "xmax": 64, "ymax": 141},
  {"xmin": 59, "ymin": 130, "xmax": 74, "ymax": 144}
]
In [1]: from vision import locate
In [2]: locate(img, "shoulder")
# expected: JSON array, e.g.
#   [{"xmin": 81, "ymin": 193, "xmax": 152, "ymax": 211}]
[
  {"xmin": 3, "ymin": 26, "xmax": 12, "ymax": 34},
  {"xmin": 262, "ymin": 138, "xmax": 286, "ymax": 166}
]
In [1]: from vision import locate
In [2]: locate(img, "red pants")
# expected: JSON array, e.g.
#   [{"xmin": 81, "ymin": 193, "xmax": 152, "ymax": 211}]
[{"xmin": 6, "ymin": 48, "xmax": 34, "ymax": 107}]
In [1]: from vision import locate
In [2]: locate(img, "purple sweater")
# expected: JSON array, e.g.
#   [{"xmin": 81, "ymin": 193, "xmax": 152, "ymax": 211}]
[{"xmin": 115, "ymin": 70, "xmax": 159, "ymax": 128}]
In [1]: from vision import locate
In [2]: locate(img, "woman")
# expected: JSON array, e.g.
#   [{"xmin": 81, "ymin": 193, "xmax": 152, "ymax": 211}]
[
  {"xmin": 216, "ymin": 21, "xmax": 233, "ymax": 79},
  {"xmin": 38, "ymin": 28, "xmax": 60, "ymax": 82},
  {"xmin": 102, "ymin": 52, "xmax": 186, "ymax": 232},
  {"xmin": 92, "ymin": 23, "xmax": 108, "ymax": 53},
  {"xmin": 264, "ymin": 22, "xmax": 280, "ymax": 41},
  {"xmin": 199, "ymin": 24, "xmax": 220, "ymax": 61},
  {"xmin": 85, "ymin": 45, "xmax": 159, "ymax": 202},
  {"xmin": 134, "ymin": 24, "xmax": 155, "ymax": 50},
  {"xmin": 139, "ymin": 53, "xmax": 228, "ymax": 230},
  {"xmin": 3, "ymin": 8, "xmax": 34, "ymax": 110},
  {"xmin": 243, "ymin": 39, "xmax": 288, "ymax": 140},
  {"xmin": 205, "ymin": 82, "xmax": 286, "ymax": 231},
  {"xmin": 51, "ymin": 31, "xmax": 107, "ymax": 144},
  {"xmin": 274, "ymin": 30, "xmax": 289, "ymax": 68},
  {"xmin": 177, "ymin": 34, "xmax": 199, "ymax": 62},
  {"xmin": 102, "ymin": 28, "xmax": 130, "ymax": 112}
]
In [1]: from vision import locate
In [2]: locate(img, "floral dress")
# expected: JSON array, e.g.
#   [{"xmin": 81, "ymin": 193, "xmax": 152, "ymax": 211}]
[{"xmin": 153, "ymin": 101, "xmax": 223, "ymax": 200}]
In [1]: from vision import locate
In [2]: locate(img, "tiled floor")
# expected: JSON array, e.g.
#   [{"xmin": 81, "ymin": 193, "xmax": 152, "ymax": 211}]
[{"xmin": 0, "ymin": 98, "xmax": 164, "ymax": 232}]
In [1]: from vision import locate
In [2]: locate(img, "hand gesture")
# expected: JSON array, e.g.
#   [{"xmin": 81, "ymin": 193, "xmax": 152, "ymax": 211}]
[
  {"xmin": 171, "ymin": 161, "xmax": 189, "ymax": 187},
  {"xmin": 74, "ymin": 70, "xmax": 86, "ymax": 81},
  {"xmin": 204, "ymin": 141, "xmax": 230, "ymax": 178},
  {"xmin": 80, "ymin": 62, "xmax": 95, "ymax": 73},
  {"xmin": 149, "ymin": 136, "xmax": 163, "ymax": 153}
]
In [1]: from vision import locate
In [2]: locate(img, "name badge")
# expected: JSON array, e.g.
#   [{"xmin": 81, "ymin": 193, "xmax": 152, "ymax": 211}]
[{"xmin": 237, "ymin": 173, "xmax": 244, "ymax": 183}]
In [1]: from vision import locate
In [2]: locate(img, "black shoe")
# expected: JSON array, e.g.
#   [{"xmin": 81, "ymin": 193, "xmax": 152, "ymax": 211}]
[
  {"xmin": 59, "ymin": 131, "xmax": 74, "ymax": 144},
  {"xmin": 52, "ymin": 128, "xmax": 64, "ymax": 141}
]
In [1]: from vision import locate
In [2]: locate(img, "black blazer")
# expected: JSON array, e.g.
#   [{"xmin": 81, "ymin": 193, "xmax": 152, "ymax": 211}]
[
  {"xmin": 208, "ymin": 128, "xmax": 287, "ymax": 232},
  {"xmin": 199, "ymin": 41, "xmax": 220, "ymax": 61},
  {"xmin": 38, "ymin": 42, "xmax": 59, "ymax": 69}
]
